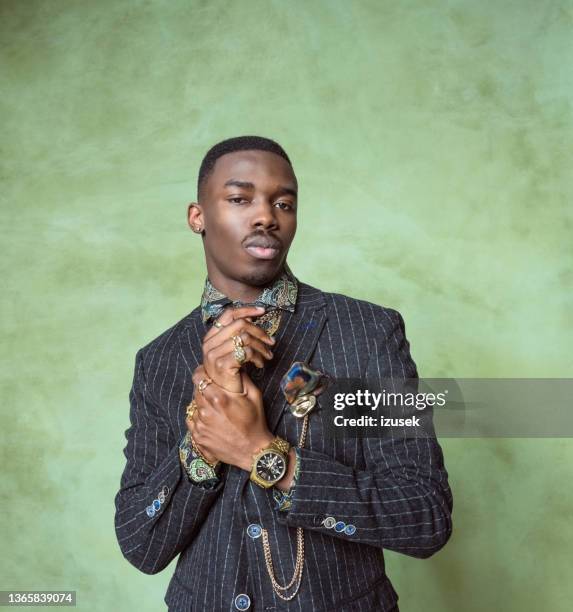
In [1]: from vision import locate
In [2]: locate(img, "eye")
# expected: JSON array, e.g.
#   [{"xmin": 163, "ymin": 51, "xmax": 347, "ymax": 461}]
[
  {"xmin": 228, "ymin": 197, "xmax": 250, "ymax": 205},
  {"xmin": 275, "ymin": 201, "xmax": 295, "ymax": 211}
]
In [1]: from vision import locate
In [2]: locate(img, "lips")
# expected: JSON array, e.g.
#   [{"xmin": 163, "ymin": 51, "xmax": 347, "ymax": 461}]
[{"xmin": 244, "ymin": 235, "xmax": 282, "ymax": 261}]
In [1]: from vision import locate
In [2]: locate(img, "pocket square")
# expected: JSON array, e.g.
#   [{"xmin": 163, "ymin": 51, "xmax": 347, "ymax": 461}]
[{"xmin": 280, "ymin": 361, "xmax": 330, "ymax": 417}]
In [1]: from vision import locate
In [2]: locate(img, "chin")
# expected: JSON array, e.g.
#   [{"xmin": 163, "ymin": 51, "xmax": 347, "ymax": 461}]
[{"xmin": 241, "ymin": 265, "xmax": 281, "ymax": 287}]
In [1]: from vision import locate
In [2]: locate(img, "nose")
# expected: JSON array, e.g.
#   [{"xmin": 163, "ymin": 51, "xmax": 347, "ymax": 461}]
[{"xmin": 251, "ymin": 198, "xmax": 278, "ymax": 231}]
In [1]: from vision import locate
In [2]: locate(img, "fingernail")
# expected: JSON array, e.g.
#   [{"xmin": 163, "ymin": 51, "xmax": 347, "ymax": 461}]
[
  {"xmin": 256, "ymin": 306, "xmax": 265, "ymax": 311},
  {"xmin": 269, "ymin": 337, "xmax": 276, "ymax": 344}
]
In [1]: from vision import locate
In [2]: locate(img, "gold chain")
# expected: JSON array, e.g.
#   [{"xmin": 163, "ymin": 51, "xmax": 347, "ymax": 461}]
[
  {"xmin": 260, "ymin": 525, "xmax": 304, "ymax": 600},
  {"xmin": 260, "ymin": 412, "xmax": 309, "ymax": 600}
]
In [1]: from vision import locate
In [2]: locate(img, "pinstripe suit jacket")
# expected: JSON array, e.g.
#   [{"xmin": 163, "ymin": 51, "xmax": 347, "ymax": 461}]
[{"xmin": 114, "ymin": 281, "xmax": 453, "ymax": 611}]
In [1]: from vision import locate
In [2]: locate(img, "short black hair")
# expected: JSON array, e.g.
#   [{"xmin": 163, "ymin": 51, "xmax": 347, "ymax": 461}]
[{"xmin": 197, "ymin": 135, "xmax": 293, "ymax": 200}]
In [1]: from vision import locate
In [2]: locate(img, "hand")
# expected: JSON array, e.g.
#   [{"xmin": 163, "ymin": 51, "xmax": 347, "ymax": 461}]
[
  {"xmin": 184, "ymin": 398, "xmax": 219, "ymax": 465},
  {"xmin": 202, "ymin": 305, "xmax": 276, "ymax": 393},
  {"xmin": 188, "ymin": 364, "xmax": 274, "ymax": 471}
]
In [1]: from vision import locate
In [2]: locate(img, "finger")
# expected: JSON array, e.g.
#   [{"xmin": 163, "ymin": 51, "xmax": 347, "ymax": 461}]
[
  {"xmin": 193, "ymin": 391, "xmax": 207, "ymax": 412},
  {"xmin": 245, "ymin": 336, "xmax": 274, "ymax": 361},
  {"xmin": 192, "ymin": 365, "xmax": 208, "ymax": 386},
  {"xmin": 192, "ymin": 372, "xmax": 216, "ymax": 395},
  {"xmin": 192, "ymin": 375, "xmax": 220, "ymax": 414},
  {"xmin": 218, "ymin": 305, "xmax": 266, "ymax": 325},
  {"xmin": 231, "ymin": 335, "xmax": 274, "ymax": 367},
  {"xmin": 197, "ymin": 378, "xmax": 229, "ymax": 408},
  {"xmin": 188, "ymin": 419, "xmax": 210, "ymax": 455},
  {"xmin": 226, "ymin": 319, "xmax": 276, "ymax": 345},
  {"xmin": 186, "ymin": 412, "xmax": 197, "ymax": 434},
  {"xmin": 203, "ymin": 304, "xmax": 263, "ymax": 342},
  {"xmin": 203, "ymin": 309, "xmax": 268, "ymax": 347},
  {"xmin": 203, "ymin": 315, "xmax": 229, "ymax": 342},
  {"xmin": 210, "ymin": 332, "xmax": 273, "ymax": 363},
  {"xmin": 209, "ymin": 339, "xmax": 269, "ymax": 370},
  {"xmin": 203, "ymin": 306, "xmax": 267, "ymax": 343},
  {"xmin": 214, "ymin": 346, "xmax": 266, "ymax": 370},
  {"xmin": 241, "ymin": 371, "xmax": 262, "ymax": 401},
  {"xmin": 188, "ymin": 414, "xmax": 219, "ymax": 463},
  {"xmin": 204, "ymin": 319, "xmax": 275, "ymax": 355}
]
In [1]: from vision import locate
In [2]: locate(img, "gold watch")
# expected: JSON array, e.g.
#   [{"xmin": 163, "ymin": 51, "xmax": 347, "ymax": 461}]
[{"xmin": 250, "ymin": 436, "xmax": 290, "ymax": 488}]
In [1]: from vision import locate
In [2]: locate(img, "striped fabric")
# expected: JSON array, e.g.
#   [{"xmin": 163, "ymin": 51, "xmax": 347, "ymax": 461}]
[{"xmin": 114, "ymin": 281, "xmax": 453, "ymax": 611}]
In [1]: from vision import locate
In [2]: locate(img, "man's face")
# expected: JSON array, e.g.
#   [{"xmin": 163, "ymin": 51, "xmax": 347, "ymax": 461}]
[{"xmin": 190, "ymin": 150, "xmax": 298, "ymax": 287}]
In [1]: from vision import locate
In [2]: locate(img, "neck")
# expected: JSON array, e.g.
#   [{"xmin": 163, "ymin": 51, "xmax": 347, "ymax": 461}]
[{"xmin": 206, "ymin": 266, "xmax": 284, "ymax": 303}]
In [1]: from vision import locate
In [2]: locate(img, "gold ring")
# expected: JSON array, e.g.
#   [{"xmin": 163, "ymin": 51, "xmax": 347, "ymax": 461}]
[
  {"xmin": 185, "ymin": 400, "xmax": 197, "ymax": 421},
  {"xmin": 198, "ymin": 377, "xmax": 213, "ymax": 394},
  {"xmin": 232, "ymin": 334, "xmax": 244, "ymax": 348},
  {"xmin": 233, "ymin": 345, "xmax": 247, "ymax": 365},
  {"xmin": 213, "ymin": 320, "xmax": 224, "ymax": 329}
]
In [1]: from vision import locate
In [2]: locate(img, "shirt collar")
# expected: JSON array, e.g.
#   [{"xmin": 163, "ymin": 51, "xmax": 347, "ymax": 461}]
[{"xmin": 200, "ymin": 263, "xmax": 299, "ymax": 324}]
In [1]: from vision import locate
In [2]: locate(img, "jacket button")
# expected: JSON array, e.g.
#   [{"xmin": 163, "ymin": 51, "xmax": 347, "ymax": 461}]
[
  {"xmin": 322, "ymin": 516, "xmax": 336, "ymax": 529},
  {"xmin": 234, "ymin": 593, "xmax": 251, "ymax": 610},
  {"xmin": 247, "ymin": 523, "xmax": 262, "ymax": 539},
  {"xmin": 334, "ymin": 521, "xmax": 346, "ymax": 532}
]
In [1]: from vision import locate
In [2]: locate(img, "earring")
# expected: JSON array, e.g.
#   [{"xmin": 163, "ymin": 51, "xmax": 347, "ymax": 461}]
[{"xmin": 193, "ymin": 226, "xmax": 202, "ymax": 234}]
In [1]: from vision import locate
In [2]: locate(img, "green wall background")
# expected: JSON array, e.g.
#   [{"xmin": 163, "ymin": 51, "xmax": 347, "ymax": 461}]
[{"xmin": 2, "ymin": 1, "xmax": 572, "ymax": 610}]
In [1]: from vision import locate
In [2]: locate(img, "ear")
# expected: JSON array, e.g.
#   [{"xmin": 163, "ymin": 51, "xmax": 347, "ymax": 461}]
[{"xmin": 187, "ymin": 202, "xmax": 204, "ymax": 234}]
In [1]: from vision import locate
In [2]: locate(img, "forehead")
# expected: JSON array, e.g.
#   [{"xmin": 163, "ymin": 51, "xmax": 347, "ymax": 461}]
[{"xmin": 207, "ymin": 150, "xmax": 297, "ymax": 190}]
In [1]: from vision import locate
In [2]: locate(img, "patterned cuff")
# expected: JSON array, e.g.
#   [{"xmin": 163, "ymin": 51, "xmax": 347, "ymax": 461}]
[
  {"xmin": 179, "ymin": 431, "xmax": 221, "ymax": 490},
  {"xmin": 272, "ymin": 447, "xmax": 301, "ymax": 512}
]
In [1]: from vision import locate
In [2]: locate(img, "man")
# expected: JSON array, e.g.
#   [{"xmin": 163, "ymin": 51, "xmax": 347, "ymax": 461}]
[{"xmin": 114, "ymin": 136, "xmax": 453, "ymax": 611}]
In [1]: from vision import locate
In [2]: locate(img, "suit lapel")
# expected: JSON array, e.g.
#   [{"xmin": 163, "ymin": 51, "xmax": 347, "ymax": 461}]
[{"xmin": 262, "ymin": 283, "xmax": 327, "ymax": 433}]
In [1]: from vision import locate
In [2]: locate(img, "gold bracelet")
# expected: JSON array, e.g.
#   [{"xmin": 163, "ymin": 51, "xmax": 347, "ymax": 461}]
[
  {"xmin": 270, "ymin": 436, "xmax": 290, "ymax": 456},
  {"xmin": 190, "ymin": 437, "xmax": 219, "ymax": 469}
]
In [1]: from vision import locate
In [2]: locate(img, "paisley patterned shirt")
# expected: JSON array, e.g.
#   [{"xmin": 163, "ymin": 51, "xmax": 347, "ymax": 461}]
[{"xmin": 200, "ymin": 263, "xmax": 298, "ymax": 336}]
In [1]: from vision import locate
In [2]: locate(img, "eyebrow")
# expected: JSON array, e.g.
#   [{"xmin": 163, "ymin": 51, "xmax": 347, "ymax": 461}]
[{"xmin": 223, "ymin": 179, "xmax": 297, "ymax": 198}]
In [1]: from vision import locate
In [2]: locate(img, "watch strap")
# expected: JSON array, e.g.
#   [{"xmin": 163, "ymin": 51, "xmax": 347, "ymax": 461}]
[{"xmin": 269, "ymin": 436, "xmax": 290, "ymax": 456}]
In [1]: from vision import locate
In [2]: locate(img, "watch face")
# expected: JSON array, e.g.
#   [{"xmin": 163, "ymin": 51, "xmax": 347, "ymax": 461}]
[{"xmin": 255, "ymin": 451, "xmax": 286, "ymax": 483}]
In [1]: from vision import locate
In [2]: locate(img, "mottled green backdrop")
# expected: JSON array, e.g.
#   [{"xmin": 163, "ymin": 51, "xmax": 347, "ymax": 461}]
[{"xmin": 2, "ymin": 1, "xmax": 572, "ymax": 610}]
